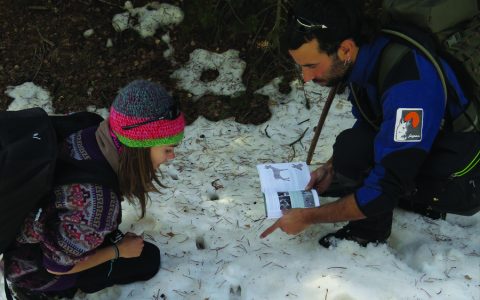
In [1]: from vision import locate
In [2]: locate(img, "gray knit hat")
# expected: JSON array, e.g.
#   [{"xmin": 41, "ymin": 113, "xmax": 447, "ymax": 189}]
[{"xmin": 109, "ymin": 80, "xmax": 185, "ymax": 147}]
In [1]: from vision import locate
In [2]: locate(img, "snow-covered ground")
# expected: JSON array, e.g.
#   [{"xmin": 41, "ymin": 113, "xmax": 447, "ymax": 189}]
[
  {"xmin": 1, "ymin": 2, "xmax": 479, "ymax": 299},
  {"xmin": 3, "ymin": 78, "xmax": 479, "ymax": 300}
]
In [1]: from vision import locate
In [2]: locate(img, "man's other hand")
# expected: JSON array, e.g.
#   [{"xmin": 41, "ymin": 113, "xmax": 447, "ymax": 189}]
[{"xmin": 305, "ymin": 162, "xmax": 334, "ymax": 193}]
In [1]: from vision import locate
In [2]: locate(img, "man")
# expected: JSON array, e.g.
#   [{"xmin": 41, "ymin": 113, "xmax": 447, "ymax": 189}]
[{"xmin": 260, "ymin": 0, "xmax": 480, "ymax": 247}]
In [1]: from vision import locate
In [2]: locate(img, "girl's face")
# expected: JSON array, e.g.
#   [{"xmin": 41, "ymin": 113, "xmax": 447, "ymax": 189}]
[{"xmin": 150, "ymin": 145, "xmax": 177, "ymax": 169}]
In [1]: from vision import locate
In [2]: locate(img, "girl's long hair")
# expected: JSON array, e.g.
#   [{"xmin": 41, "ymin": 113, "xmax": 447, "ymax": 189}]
[{"xmin": 117, "ymin": 147, "xmax": 165, "ymax": 218}]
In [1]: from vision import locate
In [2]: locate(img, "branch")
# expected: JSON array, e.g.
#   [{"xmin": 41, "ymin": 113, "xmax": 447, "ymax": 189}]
[
  {"xmin": 289, "ymin": 127, "xmax": 309, "ymax": 147},
  {"xmin": 264, "ymin": 125, "xmax": 271, "ymax": 138}
]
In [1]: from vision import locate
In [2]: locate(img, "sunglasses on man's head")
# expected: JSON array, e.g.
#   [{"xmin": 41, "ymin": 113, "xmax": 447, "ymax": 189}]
[
  {"xmin": 294, "ymin": 16, "xmax": 328, "ymax": 30},
  {"xmin": 121, "ymin": 104, "xmax": 180, "ymax": 131}
]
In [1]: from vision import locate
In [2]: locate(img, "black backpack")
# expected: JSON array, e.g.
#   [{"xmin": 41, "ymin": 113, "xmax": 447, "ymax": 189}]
[
  {"xmin": 382, "ymin": 0, "xmax": 480, "ymax": 116},
  {"xmin": 0, "ymin": 107, "xmax": 119, "ymax": 254}
]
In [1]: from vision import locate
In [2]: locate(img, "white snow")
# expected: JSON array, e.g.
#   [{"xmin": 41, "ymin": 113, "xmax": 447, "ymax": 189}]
[
  {"xmin": 5, "ymin": 82, "xmax": 54, "ymax": 113},
  {"xmin": 2, "ymin": 4, "xmax": 479, "ymax": 299},
  {"xmin": 112, "ymin": 1, "xmax": 184, "ymax": 38},
  {"xmin": 83, "ymin": 29, "xmax": 95, "ymax": 38},
  {"xmin": 2, "ymin": 78, "xmax": 479, "ymax": 300},
  {"xmin": 161, "ymin": 32, "xmax": 175, "ymax": 60},
  {"xmin": 86, "ymin": 105, "xmax": 109, "ymax": 120},
  {"xmin": 170, "ymin": 49, "xmax": 247, "ymax": 100}
]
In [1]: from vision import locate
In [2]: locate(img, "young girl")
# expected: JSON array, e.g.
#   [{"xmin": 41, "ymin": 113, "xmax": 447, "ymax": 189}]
[{"xmin": 3, "ymin": 80, "xmax": 185, "ymax": 299}]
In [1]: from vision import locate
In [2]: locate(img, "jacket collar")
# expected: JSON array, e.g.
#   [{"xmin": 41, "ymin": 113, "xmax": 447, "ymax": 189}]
[{"xmin": 348, "ymin": 35, "xmax": 390, "ymax": 87}]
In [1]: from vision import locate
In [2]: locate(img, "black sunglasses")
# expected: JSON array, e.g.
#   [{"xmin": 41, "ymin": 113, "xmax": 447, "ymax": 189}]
[
  {"xmin": 294, "ymin": 16, "xmax": 328, "ymax": 31},
  {"xmin": 121, "ymin": 104, "xmax": 180, "ymax": 131}
]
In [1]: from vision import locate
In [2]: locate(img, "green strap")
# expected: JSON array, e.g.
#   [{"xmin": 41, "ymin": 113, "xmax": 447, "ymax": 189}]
[{"xmin": 452, "ymin": 149, "xmax": 480, "ymax": 177}]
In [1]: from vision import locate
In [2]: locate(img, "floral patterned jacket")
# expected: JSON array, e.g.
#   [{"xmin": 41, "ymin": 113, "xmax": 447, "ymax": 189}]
[{"xmin": 4, "ymin": 125, "xmax": 121, "ymax": 292}]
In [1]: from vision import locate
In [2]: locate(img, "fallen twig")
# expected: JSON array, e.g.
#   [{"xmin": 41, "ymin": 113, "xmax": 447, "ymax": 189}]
[
  {"xmin": 288, "ymin": 144, "xmax": 296, "ymax": 162},
  {"xmin": 289, "ymin": 127, "xmax": 309, "ymax": 147},
  {"xmin": 153, "ymin": 289, "xmax": 163, "ymax": 300},
  {"xmin": 35, "ymin": 28, "xmax": 55, "ymax": 47},
  {"xmin": 183, "ymin": 274, "xmax": 195, "ymax": 281},
  {"xmin": 297, "ymin": 118, "xmax": 310, "ymax": 125},
  {"xmin": 420, "ymin": 288, "xmax": 432, "ymax": 298},
  {"xmin": 444, "ymin": 267, "xmax": 456, "ymax": 278},
  {"xmin": 210, "ymin": 243, "xmax": 230, "ymax": 252},
  {"xmin": 264, "ymin": 125, "xmax": 271, "ymax": 138},
  {"xmin": 97, "ymin": 0, "xmax": 123, "ymax": 8},
  {"xmin": 27, "ymin": 6, "xmax": 50, "ymax": 11}
]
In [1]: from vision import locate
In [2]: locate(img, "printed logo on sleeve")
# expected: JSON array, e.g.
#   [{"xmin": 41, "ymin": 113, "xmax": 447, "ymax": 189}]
[{"xmin": 394, "ymin": 108, "xmax": 423, "ymax": 142}]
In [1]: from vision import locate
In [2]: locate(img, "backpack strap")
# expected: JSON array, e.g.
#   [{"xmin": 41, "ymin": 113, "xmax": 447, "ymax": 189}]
[
  {"xmin": 50, "ymin": 112, "xmax": 104, "ymax": 140},
  {"xmin": 51, "ymin": 112, "xmax": 120, "ymax": 194},
  {"xmin": 377, "ymin": 42, "xmax": 411, "ymax": 99},
  {"xmin": 380, "ymin": 29, "xmax": 448, "ymax": 106},
  {"xmin": 380, "ymin": 28, "xmax": 480, "ymax": 132},
  {"xmin": 55, "ymin": 157, "xmax": 120, "ymax": 194}
]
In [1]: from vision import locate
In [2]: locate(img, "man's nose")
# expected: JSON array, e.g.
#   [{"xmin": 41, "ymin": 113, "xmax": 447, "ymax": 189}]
[{"xmin": 301, "ymin": 68, "xmax": 315, "ymax": 82}]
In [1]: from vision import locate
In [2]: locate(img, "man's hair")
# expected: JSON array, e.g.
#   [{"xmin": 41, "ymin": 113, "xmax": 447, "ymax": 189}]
[
  {"xmin": 284, "ymin": 0, "xmax": 384, "ymax": 54},
  {"xmin": 118, "ymin": 146, "xmax": 165, "ymax": 218}
]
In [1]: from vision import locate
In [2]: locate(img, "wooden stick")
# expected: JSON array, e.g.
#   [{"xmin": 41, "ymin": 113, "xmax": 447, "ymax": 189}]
[{"xmin": 306, "ymin": 83, "xmax": 339, "ymax": 165}]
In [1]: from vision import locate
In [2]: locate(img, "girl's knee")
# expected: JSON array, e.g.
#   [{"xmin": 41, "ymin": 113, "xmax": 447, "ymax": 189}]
[{"xmin": 140, "ymin": 242, "xmax": 161, "ymax": 279}]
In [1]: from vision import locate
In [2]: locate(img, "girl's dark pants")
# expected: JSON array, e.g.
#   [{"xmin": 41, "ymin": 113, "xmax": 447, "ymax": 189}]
[
  {"xmin": 76, "ymin": 241, "xmax": 160, "ymax": 293},
  {"xmin": 5, "ymin": 241, "xmax": 160, "ymax": 299}
]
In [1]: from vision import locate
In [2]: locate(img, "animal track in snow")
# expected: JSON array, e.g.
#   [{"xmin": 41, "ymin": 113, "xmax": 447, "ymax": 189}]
[
  {"xmin": 207, "ymin": 191, "xmax": 220, "ymax": 201},
  {"xmin": 229, "ymin": 285, "xmax": 242, "ymax": 300},
  {"xmin": 195, "ymin": 236, "xmax": 206, "ymax": 250}
]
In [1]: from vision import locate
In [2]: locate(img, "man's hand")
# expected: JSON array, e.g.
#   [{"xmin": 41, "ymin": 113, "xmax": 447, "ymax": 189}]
[
  {"xmin": 260, "ymin": 195, "xmax": 366, "ymax": 239},
  {"xmin": 305, "ymin": 161, "xmax": 334, "ymax": 193},
  {"xmin": 260, "ymin": 208, "xmax": 311, "ymax": 238}
]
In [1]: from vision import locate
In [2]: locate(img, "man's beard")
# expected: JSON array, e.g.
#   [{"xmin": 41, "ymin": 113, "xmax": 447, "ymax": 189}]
[{"xmin": 314, "ymin": 54, "xmax": 351, "ymax": 87}]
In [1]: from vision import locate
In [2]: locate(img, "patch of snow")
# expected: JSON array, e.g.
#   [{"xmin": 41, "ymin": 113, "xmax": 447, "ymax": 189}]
[
  {"xmin": 112, "ymin": 1, "xmax": 184, "ymax": 38},
  {"xmin": 161, "ymin": 32, "xmax": 175, "ymax": 61},
  {"xmin": 171, "ymin": 49, "xmax": 246, "ymax": 99},
  {"xmin": 5, "ymin": 82, "xmax": 54, "ymax": 113},
  {"xmin": 86, "ymin": 105, "xmax": 109, "ymax": 119},
  {"xmin": 83, "ymin": 29, "xmax": 94, "ymax": 38}
]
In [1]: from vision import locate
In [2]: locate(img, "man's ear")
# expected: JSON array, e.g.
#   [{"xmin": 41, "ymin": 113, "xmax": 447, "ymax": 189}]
[{"xmin": 337, "ymin": 39, "xmax": 357, "ymax": 62}]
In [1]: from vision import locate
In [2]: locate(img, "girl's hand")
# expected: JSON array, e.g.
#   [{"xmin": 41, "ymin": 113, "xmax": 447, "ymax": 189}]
[{"xmin": 116, "ymin": 232, "xmax": 144, "ymax": 258}]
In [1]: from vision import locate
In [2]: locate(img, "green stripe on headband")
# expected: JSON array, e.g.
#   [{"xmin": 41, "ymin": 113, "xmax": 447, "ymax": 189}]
[{"xmin": 117, "ymin": 132, "xmax": 184, "ymax": 148}]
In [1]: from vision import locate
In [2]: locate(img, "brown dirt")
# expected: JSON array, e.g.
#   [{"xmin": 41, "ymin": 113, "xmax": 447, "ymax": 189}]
[{"xmin": 0, "ymin": 0, "xmax": 295, "ymax": 125}]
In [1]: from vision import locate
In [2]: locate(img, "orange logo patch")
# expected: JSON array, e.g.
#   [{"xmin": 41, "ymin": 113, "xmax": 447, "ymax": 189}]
[{"xmin": 394, "ymin": 108, "xmax": 423, "ymax": 142}]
